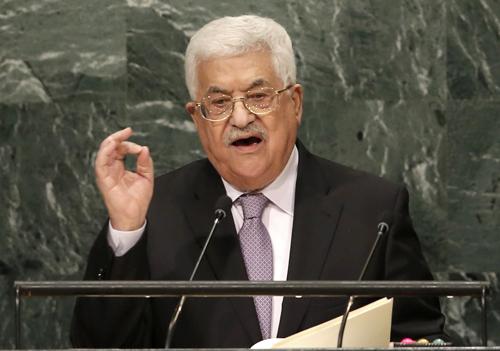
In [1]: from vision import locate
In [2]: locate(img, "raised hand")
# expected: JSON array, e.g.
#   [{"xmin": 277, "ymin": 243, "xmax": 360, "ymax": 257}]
[{"xmin": 95, "ymin": 127, "xmax": 154, "ymax": 231}]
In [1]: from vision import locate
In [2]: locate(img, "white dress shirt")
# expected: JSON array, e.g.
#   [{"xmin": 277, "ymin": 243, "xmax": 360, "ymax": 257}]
[{"xmin": 108, "ymin": 146, "xmax": 299, "ymax": 339}]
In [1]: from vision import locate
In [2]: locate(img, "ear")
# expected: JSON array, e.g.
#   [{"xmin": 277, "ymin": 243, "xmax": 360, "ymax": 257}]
[
  {"xmin": 290, "ymin": 84, "xmax": 304, "ymax": 125},
  {"xmin": 185, "ymin": 102, "xmax": 200, "ymax": 129}
]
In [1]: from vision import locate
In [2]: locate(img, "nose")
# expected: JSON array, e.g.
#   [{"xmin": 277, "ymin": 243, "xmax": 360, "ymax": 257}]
[{"xmin": 229, "ymin": 97, "xmax": 255, "ymax": 128}]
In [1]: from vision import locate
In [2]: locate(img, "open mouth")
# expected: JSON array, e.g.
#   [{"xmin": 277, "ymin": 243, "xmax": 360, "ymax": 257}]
[{"xmin": 231, "ymin": 136, "xmax": 263, "ymax": 147}]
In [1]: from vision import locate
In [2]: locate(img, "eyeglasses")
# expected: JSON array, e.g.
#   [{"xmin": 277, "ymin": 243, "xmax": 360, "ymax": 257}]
[{"xmin": 195, "ymin": 85, "xmax": 293, "ymax": 122}]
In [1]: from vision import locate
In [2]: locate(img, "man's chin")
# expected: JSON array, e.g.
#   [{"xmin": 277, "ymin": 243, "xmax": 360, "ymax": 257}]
[{"xmin": 225, "ymin": 167, "xmax": 272, "ymax": 192}]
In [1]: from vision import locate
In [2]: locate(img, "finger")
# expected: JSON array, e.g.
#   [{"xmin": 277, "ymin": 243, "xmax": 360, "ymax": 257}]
[
  {"xmin": 136, "ymin": 146, "xmax": 154, "ymax": 181},
  {"xmin": 95, "ymin": 140, "xmax": 117, "ymax": 167},
  {"xmin": 100, "ymin": 127, "xmax": 133, "ymax": 148},
  {"xmin": 96, "ymin": 140, "xmax": 144, "ymax": 177},
  {"xmin": 116, "ymin": 141, "xmax": 144, "ymax": 158},
  {"xmin": 95, "ymin": 139, "xmax": 117, "ymax": 175}
]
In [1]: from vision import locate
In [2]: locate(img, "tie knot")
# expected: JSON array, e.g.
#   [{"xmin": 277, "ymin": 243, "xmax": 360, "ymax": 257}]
[{"xmin": 238, "ymin": 193, "xmax": 269, "ymax": 219}]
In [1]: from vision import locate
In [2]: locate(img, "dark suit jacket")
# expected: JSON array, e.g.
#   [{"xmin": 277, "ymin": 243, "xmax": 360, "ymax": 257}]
[{"xmin": 71, "ymin": 142, "xmax": 445, "ymax": 348}]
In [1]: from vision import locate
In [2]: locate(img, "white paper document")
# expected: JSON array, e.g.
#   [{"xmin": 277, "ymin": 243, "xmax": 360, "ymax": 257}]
[{"xmin": 252, "ymin": 297, "xmax": 393, "ymax": 349}]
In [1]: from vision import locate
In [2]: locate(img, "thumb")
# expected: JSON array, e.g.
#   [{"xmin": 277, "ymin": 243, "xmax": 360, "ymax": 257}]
[{"xmin": 136, "ymin": 146, "xmax": 154, "ymax": 181}]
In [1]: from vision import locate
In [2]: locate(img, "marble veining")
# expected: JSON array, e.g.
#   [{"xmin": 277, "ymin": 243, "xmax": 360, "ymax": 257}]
[
  {"xmin": 447, "ymin": 0, "xmax": 500, "ymax": 98},
  {"xmin": 0, "ymin": 0, "xmax": 499, "ymax": 348},
  {"xmin": 437, "ymin": 272, "xmax": 500, "ymax": 346}
]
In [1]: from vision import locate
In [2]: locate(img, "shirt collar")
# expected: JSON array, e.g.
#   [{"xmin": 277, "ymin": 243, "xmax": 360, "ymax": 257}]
[{"xmin": 222, "ymin": 145, "xmax": 299, "ymax": 216}]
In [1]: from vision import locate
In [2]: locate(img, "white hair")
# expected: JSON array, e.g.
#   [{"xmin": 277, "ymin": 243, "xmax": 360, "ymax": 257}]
[{"xmin": 184, "ymin": 15, "xmax": 296, "ymax": 99}]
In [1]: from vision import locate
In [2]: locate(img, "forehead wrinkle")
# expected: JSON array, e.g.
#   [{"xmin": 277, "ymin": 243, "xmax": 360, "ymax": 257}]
[
  {"xmin": 244, "ymin": 78, "xmax": 273, "ymax": 91},
  {"xmin": 207, "ymin": 78, "xmax": 271, "ymax": 95}
]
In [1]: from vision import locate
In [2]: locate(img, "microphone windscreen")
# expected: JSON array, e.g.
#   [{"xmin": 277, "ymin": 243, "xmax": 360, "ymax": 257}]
[
  {"xmin": 214, "ymin": 195, "xmax": 233, "ymax": 219},
  {"xmin": 377, "ymin": 212, "xmax": 393, "ymax": 234}
]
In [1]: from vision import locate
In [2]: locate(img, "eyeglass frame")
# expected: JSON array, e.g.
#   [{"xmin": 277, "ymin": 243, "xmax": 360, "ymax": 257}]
[{"xmin": 194, "ymin": 84, "xmax": 294, "ymax": 122}]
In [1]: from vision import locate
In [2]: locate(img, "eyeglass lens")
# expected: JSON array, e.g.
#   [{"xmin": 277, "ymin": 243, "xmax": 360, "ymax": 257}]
[{"xmin": 201, "ymin": 88, "xmax": 278, "ymax": 120}]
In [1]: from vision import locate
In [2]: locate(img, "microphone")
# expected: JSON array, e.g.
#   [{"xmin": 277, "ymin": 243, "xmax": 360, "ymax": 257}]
[
  {"xmin": 164, "ymin": 195, "xmax": 232, "ymax": 348},
  {"xmin": 336, "ymin": 215, "xmax": 392, "ymax": 348}
]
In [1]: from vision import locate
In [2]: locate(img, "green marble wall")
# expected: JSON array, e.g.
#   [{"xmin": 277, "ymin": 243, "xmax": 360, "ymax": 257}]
[{"xmin": 0, "ymin": 0, "xmax": 499, "ymax": 347}]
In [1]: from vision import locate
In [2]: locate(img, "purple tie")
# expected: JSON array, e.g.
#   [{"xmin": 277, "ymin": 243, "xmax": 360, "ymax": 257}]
[{"xmin": 237, "ymin": 193, "xmax": 273, "ymax": 340}]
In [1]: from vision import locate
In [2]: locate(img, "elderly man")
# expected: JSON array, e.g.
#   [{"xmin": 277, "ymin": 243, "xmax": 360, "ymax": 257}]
[{"xmin": 71, "ymin": 15, "xmax": 445, "ymax": 348}]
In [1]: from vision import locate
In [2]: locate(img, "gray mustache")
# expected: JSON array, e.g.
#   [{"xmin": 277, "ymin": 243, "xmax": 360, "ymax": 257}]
[{"xmin": 223, "ymin": 123, "xmax": 267, "ymax": 146}]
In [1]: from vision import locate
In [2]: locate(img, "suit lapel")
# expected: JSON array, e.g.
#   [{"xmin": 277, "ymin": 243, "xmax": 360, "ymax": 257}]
[
  {"xmin": 182, "ymin": 143, "xmax": 346, "ymax": 342},
  {"xmin": 277, "ymin": 143, "xmax": 344, "ymax": 337},
  {"xmin": 184, "ymin": 161, "xmax": 262, "ymax": 344}
]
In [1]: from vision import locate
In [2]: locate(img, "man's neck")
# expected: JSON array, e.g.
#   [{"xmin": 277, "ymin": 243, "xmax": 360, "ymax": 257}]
[{"xmin": 222, "ymin": 145, "xmax": 299, "ymax": 213}]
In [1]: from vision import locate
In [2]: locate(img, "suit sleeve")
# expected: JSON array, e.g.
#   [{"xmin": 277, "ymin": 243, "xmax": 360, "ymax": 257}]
[
  {"xmin": 385, "ymin": 185, "xmax": 447, "ymax": 341},
  {"xmin": 70, "ymin": 223, "xmax": 153, "ymax": 348}
]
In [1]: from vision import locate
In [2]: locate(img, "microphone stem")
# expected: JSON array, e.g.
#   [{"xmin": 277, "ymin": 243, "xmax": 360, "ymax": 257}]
[
  {"xmin": 358, "ymin": 231, "xmax": 383, "ymax": 281},
  {"xmin": 165, "ymin": 216, "xmax": 222, "ymax": 348},
  {"xmin": 337, "ymin": 296, "xmax": 354, "ymax": 348},
  {"xmin": 337, "ymin": 226, "xmax": 387, "ymax": 348},
  {"xmin": 189, "ymin": 217, "xmax": 221, "ymax": 281},
  {"xmin": 165, "ymin": 295, "xmax": 186, "ymax": 348}
]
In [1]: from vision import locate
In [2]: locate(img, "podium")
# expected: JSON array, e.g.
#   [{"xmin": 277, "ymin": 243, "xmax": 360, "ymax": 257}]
[{"xmin": 14, "ymin": 280, "xmax": 490, "ymax": 349}]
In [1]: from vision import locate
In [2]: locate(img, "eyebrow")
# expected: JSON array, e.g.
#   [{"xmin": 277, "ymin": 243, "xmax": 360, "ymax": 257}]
[
  {"xmin": 206, "ymin": 86, "xmax": 231, "ymax": 95},
  {"xmin": 205, "ymin": 79, "xmax": 272, "ymax": 95}
]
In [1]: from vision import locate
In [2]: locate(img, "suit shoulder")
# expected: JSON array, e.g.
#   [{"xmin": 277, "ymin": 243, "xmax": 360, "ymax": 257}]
[
  {"xmin": 152, "ymin": 158, "xmax": 212, "ymax": 198},
  {"xmin": 310, "ymin": 154, "xmax": 409, "ymax": 217}
]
